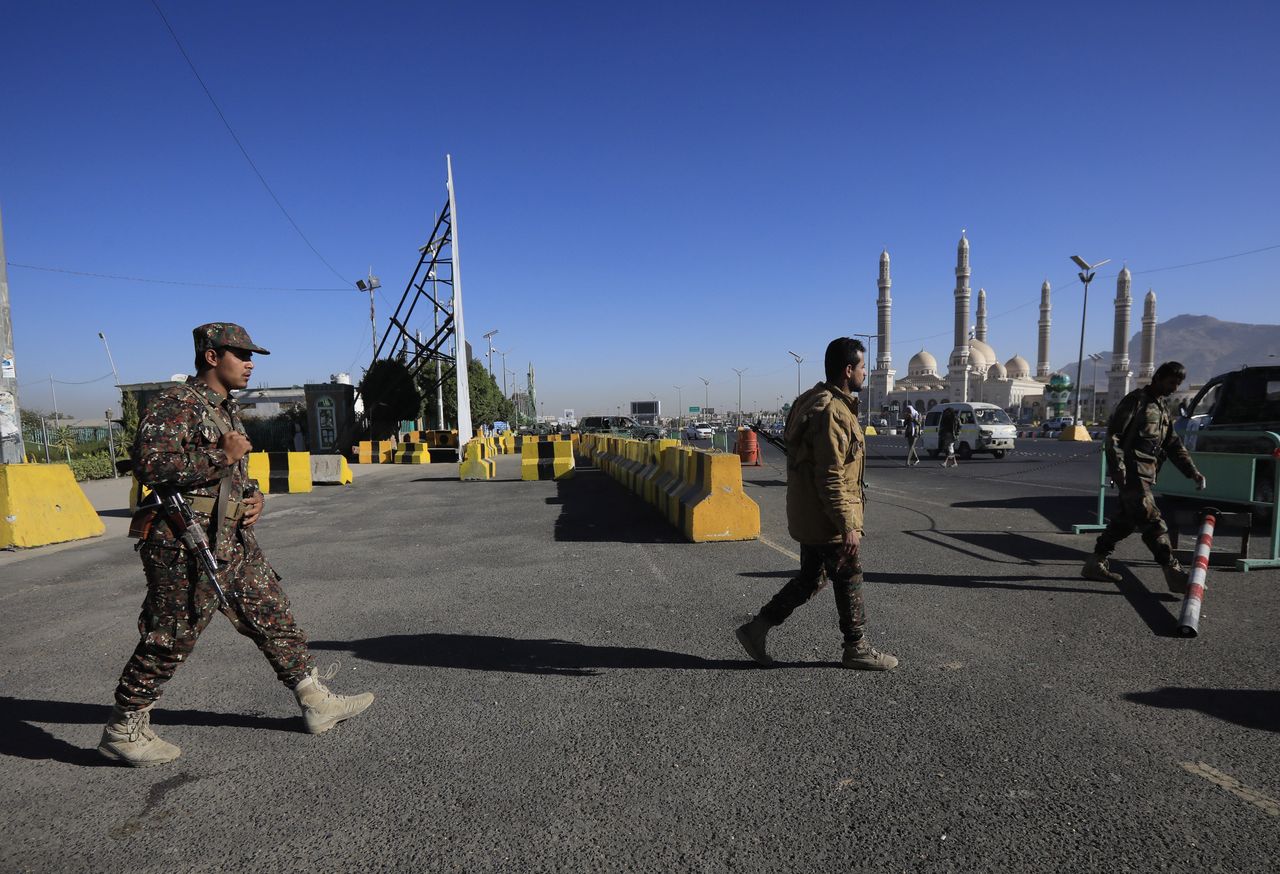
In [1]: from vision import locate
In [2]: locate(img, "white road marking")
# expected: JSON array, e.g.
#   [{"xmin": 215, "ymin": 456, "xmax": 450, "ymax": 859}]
[
  {"xmin": 1181, "ymin": 761, "xmax": 1280, "ymax": 817},
  {"xmin": 759, "ymin": 537, "xmax": 800, "ymax": 562}
]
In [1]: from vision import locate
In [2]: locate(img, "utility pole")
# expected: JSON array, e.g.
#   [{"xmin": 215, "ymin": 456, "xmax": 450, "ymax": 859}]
[
  {"xmin": 0, "ymin": 201, "xmax": 27, "ymax": 463},
  {"xmin": 105, "ymin": 408, "xmax": 118, "ymax": 477},
  {"xmin": 732, "ymin": 367, "xmax": 747, "ymax": 425},
  {"xmin": 356, "ymin": 267, "xmax": 381, "ymax": 357}
]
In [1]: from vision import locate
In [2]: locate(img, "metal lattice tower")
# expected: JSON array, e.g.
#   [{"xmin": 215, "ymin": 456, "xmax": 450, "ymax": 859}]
[{"xmin": 371, "ymin": 156, "xmax": 473, "ymax": 443}]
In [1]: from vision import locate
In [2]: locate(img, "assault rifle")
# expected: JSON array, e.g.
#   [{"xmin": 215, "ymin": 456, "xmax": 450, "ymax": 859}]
[{"xmin": 135, "ymin": 488, "xmax": 231, "ymax": 610}]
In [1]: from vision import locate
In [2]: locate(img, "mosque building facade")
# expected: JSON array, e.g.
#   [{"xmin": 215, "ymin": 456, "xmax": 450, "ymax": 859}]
[{"xmin": 870, "ymin": 233, "xmax": 1159, "ymax": 423}]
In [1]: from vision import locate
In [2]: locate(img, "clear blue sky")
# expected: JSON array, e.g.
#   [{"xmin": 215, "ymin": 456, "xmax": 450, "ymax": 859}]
[{"xmin": 3, "ymin": 1, "xmax": 1278, "ymax": 420}]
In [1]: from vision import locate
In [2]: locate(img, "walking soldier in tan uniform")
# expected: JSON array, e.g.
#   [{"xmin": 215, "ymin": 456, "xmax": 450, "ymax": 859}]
[
  {"xmin": 1082, "ymin": 361, "xmax": 1206, "ymax": 592},
  {"xmin": 99, "ymin": 323, "xmax": 373, "ymax": 766},
  {"xmin": 735, "ymin": 337, "xmax": 898, "ymax": 670}
]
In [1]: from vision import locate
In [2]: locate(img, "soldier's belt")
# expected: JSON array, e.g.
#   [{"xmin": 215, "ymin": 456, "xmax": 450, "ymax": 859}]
[{"xmin": 183, "ymin": 494, "xmax": 248, "ymax": 520}]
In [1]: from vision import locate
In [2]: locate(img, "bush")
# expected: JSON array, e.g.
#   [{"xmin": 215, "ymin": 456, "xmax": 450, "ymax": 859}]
[{"xmin": 68, "ymin": 451, "xmax": 118, "ymax": 482}]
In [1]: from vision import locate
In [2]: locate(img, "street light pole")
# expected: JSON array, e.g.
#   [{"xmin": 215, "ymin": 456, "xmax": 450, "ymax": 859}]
[
  {"xmin": 482, "ymin": 329, "xmax": 498, "ymax": 377},
  {"xmin": 732, "ymin": 367, "xmax": 747, "ymax": 425},
  {"xmin": 356, "ymin": 267, "xmax": 381, "ymax": 356},
  {"xmin": 699, "ymin": 377, "xmax": 710, "ymax": 418},
  {"xmin": 105, "ymin": 408, "xmax": 118, "ymax": 477},
  {"xmin": 1087, "ymin": 353, "xmax": 1104, "ymax": 422},
  {"xmin": 673, "ymin": 385, "xmax": 682, "ymax": 429},
  {"xmin": 1069, "ymin": 256, "xmax": 1111, "ymax": 429},
  {"xmin": 787, "ymin": 351, "xmax": 803, "ymax": 398}
]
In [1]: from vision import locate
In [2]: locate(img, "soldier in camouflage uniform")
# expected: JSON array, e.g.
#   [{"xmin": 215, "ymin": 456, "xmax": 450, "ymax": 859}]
[
  {"xmin": 1082, "ymin": 361, "xmax": 1206, "ymax": 592},
  {"xmin": 99, "ymin": 323, "xmax": 373, "ymax": 767}
]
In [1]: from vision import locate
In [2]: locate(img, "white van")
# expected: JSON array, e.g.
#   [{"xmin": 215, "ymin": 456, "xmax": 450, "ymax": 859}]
[{"xmin": 922, "ymin": 402, "xmax": 1017, "ymax": 459}]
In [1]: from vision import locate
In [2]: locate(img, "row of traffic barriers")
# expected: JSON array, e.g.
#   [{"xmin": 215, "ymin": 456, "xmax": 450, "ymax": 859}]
[{"xmin": 576, "ymin": 434, "xmax": 760, "ymax": 543}]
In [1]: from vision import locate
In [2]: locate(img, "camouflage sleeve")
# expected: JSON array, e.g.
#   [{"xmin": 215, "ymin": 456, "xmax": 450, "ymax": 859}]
[
  {"xmin": 1163, "ymin": 429, "xmax": 1200, "ymax": 480},
  {"xmin": 132, "ymin": 394, "xmax": 234, "ymax": 488},
  {"xmin": 811, "ymin": 407, "xmax": 857, "ymax": 535},
  {"xmin": 1104, "ymin": 393, "xmax": 1138, "ymax": 481}
]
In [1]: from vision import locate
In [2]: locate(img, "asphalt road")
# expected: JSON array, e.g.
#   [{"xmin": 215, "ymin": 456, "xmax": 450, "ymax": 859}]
[{"xmin": 2, "ymin": 438, "xmax": 1277, "ymax": 872}]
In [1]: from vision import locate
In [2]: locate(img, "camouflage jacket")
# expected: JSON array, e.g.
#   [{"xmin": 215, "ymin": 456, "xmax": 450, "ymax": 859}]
[
  {"xmin": 784, "ymin": 382, "xmax": 865, "ymax": 544},
  {"xmin": 1104, "ymin": 387, "xmax": 1199, "ymax": 486},
  {"xmin": 133, "ymin": 377, "xmax": 259, "ymax": 557}
]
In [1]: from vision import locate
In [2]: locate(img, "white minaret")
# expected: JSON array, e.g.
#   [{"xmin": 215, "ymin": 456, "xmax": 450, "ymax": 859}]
[
  {"xmin": 1037, "ymin": 279, "xmax": 1052, "ymax": 380},
  {"xmin": 1109, "ymin": 265, "xmax": 1133, "ymax": 399},
  {"xmin": 975, "ymin": 288, "xmax": 988, "ymax": 342},
  {"xmin": 870, "ymin": 249, "xmax": 895, "ymax": 404},
  {"xmin": 948, "ymin": 231, "xmax": 972, "ymax": 400},
  {"xmin": 1139, "ymin": 289, "xmax": 1157, "ymax": 380}
]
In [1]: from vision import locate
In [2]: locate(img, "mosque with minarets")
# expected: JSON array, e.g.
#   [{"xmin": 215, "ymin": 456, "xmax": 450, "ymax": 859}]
[{"xmin": 867, "ymin": 232, "xmax": 1161, "ymax": 422}]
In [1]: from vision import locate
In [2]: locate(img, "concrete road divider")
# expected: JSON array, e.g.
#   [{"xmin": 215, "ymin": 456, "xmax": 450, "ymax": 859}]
[
  {"xmin": 1, "ymin": 464, "xmax": 105, "ymax": 548},
  {"xmin": 459, "ymin": 439, "xmax": 497, "ymax": 480},
  {"xmin": 311, "ymin": 454, "xmax": 354, "ymax": 485},
  {"xmin": 356, "ymin": 440, "xmax": 396, "ymax": 463},
  {"xmin": 675, "ymin": 451, "xmax": 761, "ymax": 542},
  {"xmin": 522, "ymin": 439, "xmax": 576, "ymax": 481},
  {"xmin": 392, "ymin": 443, "xmax": 433, "ymax": 464},
  {"xmin": 247, "ymin": 451, "xmax": 313, "ymax": 494}
]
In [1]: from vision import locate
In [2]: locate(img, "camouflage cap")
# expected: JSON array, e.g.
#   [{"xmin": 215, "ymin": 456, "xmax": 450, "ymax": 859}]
[{"xmin": 192, "ymin": 322, "xmax": 271, "ymax": 355}]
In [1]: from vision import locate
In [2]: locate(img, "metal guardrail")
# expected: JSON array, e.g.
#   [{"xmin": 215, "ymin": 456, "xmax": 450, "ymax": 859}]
[{"xmin": 1075, "ymin": 430, "xmax": 1279, "ymax": 571}]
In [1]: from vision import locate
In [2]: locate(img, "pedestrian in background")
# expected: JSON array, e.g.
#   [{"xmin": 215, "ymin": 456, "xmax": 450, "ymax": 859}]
[
  {"xmin": 735, "ymin": 337, "xmax": 898, "ymax": 671},
  {"xmin": 939, "ymin": 406, "xmax": 960, "ymax": 468},
  {"xmin": 903, "ymin": 403, "xmax": 921, "ymax": 466},
  {"xmin": 99, "ymin": 323, "xmax": 374, "ymax": 767},
  {"xmin": 1082, "ymin": 361, "xmax": 1206, "ymax": 591}
]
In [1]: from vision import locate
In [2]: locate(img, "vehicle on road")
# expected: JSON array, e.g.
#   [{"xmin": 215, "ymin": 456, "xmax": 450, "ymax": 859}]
[
  {"xmin": 576, "ymin": 415, "xmax": 663, "ymax": 440},
  {"xmin": 922, "ymin": 402, "xmax": 1017, "ymax": 459},
  {"xmin": 1042, "ymin": 415, "xmax": 1075, "ymax": 433},
  {"xmin": 685, "ymin": 422, "xmax": 714, "ymax": 440}
]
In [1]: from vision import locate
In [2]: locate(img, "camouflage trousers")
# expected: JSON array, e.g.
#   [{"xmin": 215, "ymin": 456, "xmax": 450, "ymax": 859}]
[
  {"xmin": 758, "ymin": 543, "xmax": 866, "ymax": 644},
  {"xmin": 113, "ymin": 534, "xmax": 313, "ymax": 709},
  {"xmin": 1094, "ymin": 481, "xmax": 1174, "ymax": 567}
]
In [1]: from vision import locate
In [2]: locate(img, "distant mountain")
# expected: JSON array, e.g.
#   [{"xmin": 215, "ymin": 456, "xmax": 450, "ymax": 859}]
[{"xmin": 1054, "ymin": 314, "xmax": 1280, "ymax": 390}]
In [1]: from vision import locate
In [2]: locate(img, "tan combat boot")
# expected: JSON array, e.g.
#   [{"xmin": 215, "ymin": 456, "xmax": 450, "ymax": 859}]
[
  {"xmin": 1162, "ymin": 561, "xmax": 1189, "ymax": 595},
  {"xmin": 98, "ymin": 704, "xmax": 181, "ymax": 766},
  {"xmin": 842, "ymin": 640, "xmax": 899, "ymax": 671},
  {"xmin": 294, "ymin": 667, "xmax": 374, "ymax": 734},
  {"xmin": 735, "ymin": 618, "xmax": 774, "ymax": 667},
  {"xmin": 1081, "ymin": 554, "xmax": 1123, "ymax": 583}
]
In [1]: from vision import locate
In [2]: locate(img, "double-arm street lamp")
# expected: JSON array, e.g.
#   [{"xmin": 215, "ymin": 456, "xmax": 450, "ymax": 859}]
[
  {"xmin": 1070, "ymin": 255, "xmax": 1111, "ymax": 429},
  {"xmin": 732, "ymin": 367, "xmax": 748, "ymax": 424},
  {"xmin": 482, "ymin": 329, "xmax": 499, "ymax": 377}
]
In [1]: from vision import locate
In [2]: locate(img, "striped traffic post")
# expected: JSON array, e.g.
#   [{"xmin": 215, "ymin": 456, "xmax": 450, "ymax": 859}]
[{"xmin": 1177, "ymin": 508, "xmax": 1218, "ymax": 638}]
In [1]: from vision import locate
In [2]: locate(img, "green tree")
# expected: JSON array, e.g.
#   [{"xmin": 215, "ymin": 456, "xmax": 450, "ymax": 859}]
[
  {"xmin": 414, "ymin": 359, "xmax": 513, "ymax": 431},
  {"xmin": 119, "ymin": 389, "xmax": 140, "ymax": 453},
  {"xmin": 50, "ymin": 425, "xmax": 76, "ymax": 462},
  {"xmin": 360, "ymin": 358, "xmax": 422, "ymax": 440}
]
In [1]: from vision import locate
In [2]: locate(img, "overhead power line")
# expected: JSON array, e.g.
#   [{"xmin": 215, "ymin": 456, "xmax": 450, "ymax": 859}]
[
  {"xmin": 149, "ymin": 0, "xmax": 351, "ymax": 286},
  {"xmin": 6, "ymin": 261, "xmax": 349, "ymax": 291}
]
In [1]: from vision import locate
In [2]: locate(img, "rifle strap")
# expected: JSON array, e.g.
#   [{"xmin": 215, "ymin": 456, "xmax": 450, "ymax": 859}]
[{"xmin": 182, "ymin": 383, "xmax": 237, "ymax": 553}]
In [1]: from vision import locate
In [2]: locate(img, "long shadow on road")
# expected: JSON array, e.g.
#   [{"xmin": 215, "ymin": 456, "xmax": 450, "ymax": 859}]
[
  {"xmin": 1125, "ymin": 687, "xmax": 1280, "ymax": 732},
  {"xmin": 312, "ymin": 633, "xmax": 770, "ymax": 676},
  {"xmin": 0, "ymin": 697, "xmax": 297, "ymax": 765},
  {"xmin": 551, "ymin": 468, "xmax": 685, "ymax": 544}
]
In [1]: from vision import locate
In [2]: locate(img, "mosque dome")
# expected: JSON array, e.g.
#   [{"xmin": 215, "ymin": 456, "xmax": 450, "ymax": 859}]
[
  {"xmin": 988, "ymin": 361, "xmax": 1007, "ymax": 380},
  {"xmin": 1005, "ymin": 354, "xmax": 1031, "ymax": 379},
  {"xmin": 968, "ymin": 338, "xmax": 996, "ymax": 372},
  {"xmin": 908, "ymin": 349, "xmax": 938, "ymax": 377}
]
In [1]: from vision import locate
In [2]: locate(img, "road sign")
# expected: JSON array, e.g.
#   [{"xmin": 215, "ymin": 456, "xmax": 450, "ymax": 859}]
[{"xmin": 689, "ymin": 406, "xmax": 700, "ymax": 413}]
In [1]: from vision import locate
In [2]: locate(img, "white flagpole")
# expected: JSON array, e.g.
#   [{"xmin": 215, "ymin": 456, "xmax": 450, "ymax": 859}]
[{"xmin": 447, "ymin": 154, "xmax": 473, "ymax": 444}]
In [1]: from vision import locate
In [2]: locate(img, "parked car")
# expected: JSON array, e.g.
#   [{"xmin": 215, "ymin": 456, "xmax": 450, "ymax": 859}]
[
  {"xmin": 576, "ymin": 415, "xmax": 662, "ymax": 440},
  {"xmin": 685, "ymin": 422, "xmax": 714, "ymax": 440},
  {"xmin": 922, "ymin": 402, "xmax": 1017, "ymax": 459},
  {"xmin": 1042, "ymin": 415, "xmax": 1075, "ymax": 433}
]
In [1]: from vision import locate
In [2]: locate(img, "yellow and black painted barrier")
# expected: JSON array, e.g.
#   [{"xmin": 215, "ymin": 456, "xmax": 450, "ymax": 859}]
[
  {"xmin": 0, "ymin": 463, "xmax": 105, "ymax": 549},
  {"xmin": 521, "ymin": 439, "xmax": 575, "ymax": 481},
  {"xmin": 583, "ymin": 436, "xmax": 759, "ymax": 543},
  {"xmin": 355, "ymin": 440, "xmax": 396, "ymax": 464},
  {"xmin": 247, "ymin": 451, "xmax": 313, "ymax": 494},
  {"xmin": 459, "ymin": 438, "xmax": 497, "ymax": 480},
  {"xmin": 392, "ymin": 443, "xmax": 432, "ymax": 464}
]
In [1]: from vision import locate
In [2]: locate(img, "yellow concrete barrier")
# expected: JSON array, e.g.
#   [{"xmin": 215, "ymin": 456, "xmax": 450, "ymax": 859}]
[
  {"xmin": 247, "ymin": 451, "xmax": 313, "ymax": 494},
  {"xmin": 0, "ymin": 464, "xmax": 105, "ymax": 548},
  {"xmin": 521, "ymin": 439, "xmax": 575, "ymax": 481},
  {"xmin": 459, "ymin": 439, "xmax": 496, "ymax": 480},
  {"xmin": 675, "ymin": 451, "xmax": 760, "ymax": 542},
  {"xmin": 392, "ymin": 443, "xmax": 433, "ymax": 464},
  {"xmin": 356, "ymin": 440, "xmax": 395, "ymax": 464}
]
